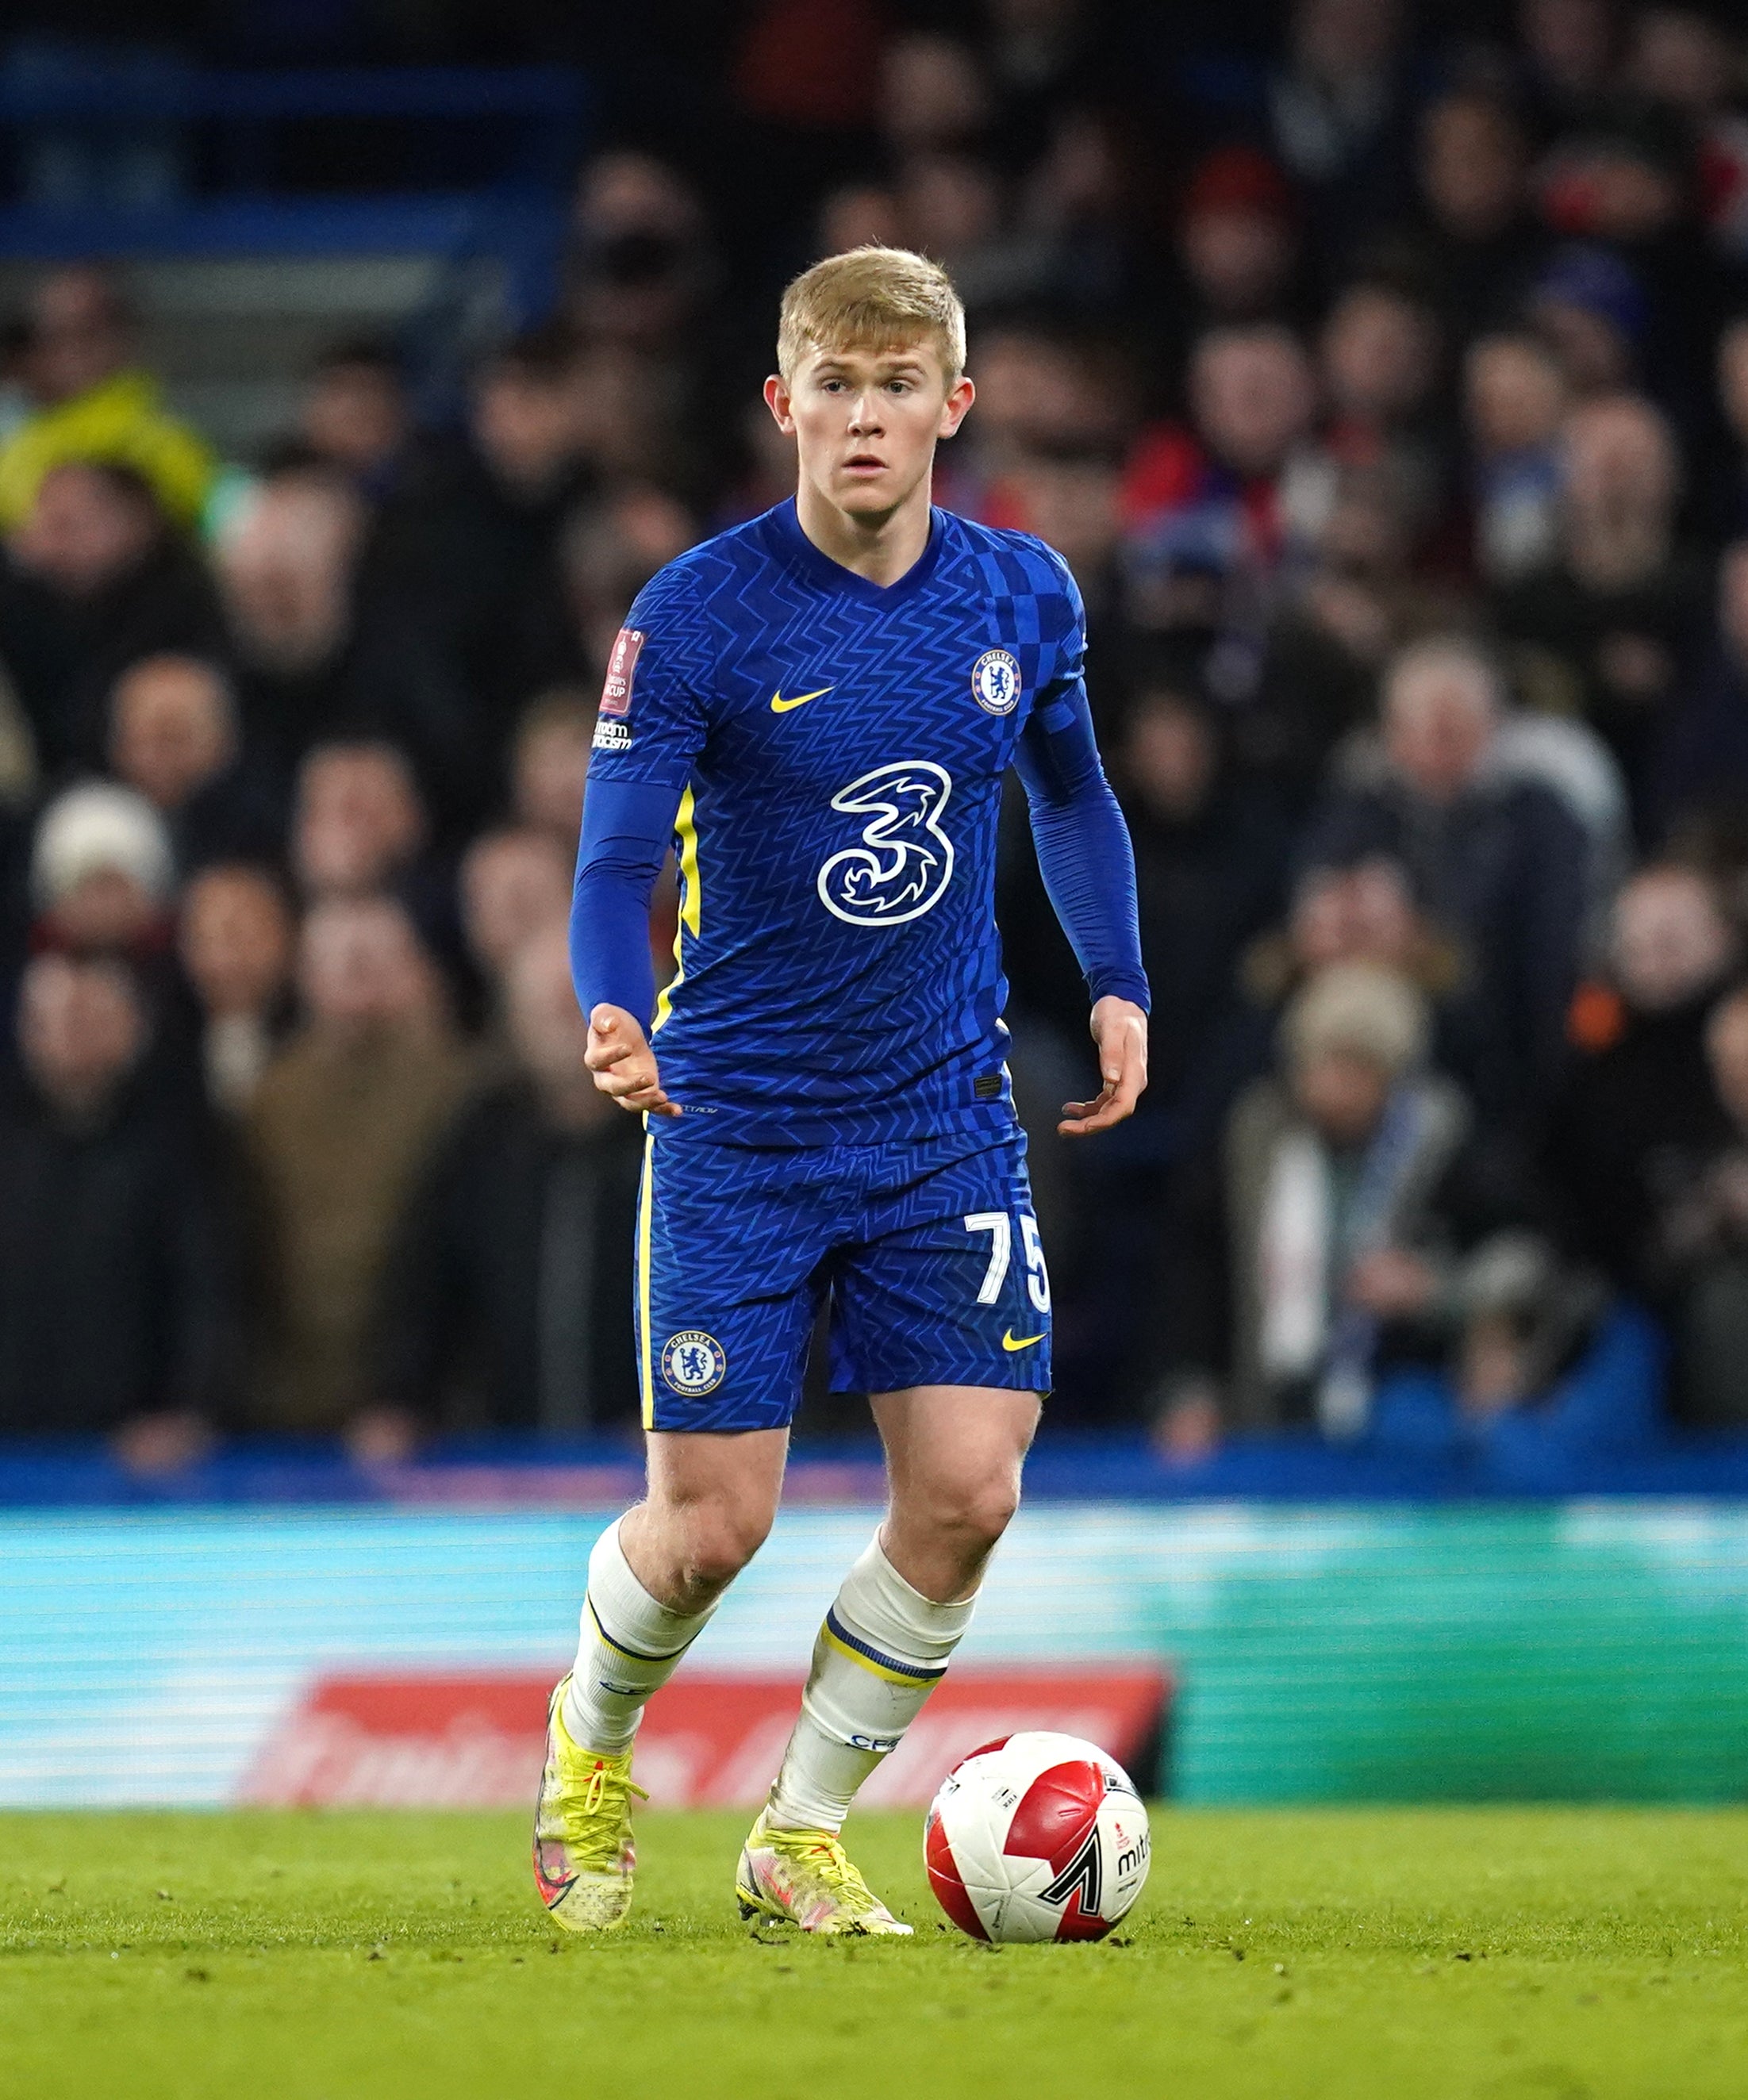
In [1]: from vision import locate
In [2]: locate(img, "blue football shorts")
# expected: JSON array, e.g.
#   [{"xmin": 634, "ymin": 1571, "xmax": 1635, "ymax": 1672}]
[{"xmin": 633, "ymin": 1124, "xmax": 1052, "ymax": 1431}]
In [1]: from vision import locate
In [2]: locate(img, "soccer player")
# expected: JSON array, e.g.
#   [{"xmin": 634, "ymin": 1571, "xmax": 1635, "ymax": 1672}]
[{"xmin": 536, "ymin": 247, "xmax": 1150, "ymax": 1934}]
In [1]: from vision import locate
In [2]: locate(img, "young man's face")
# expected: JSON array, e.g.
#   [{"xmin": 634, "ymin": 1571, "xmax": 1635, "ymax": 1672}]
[{"xmin": 766, "ymin": 339, "xmax": 973, "ymax": 523}]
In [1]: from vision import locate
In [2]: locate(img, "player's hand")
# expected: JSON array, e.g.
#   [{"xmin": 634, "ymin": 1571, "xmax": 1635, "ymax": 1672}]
[
  {"xmin": 586, "ymin": 1003, "xmax": 680, "ymax": 1117},
  {"xmin": 1059, "ymin": 996, "xmax": 1148, "ymax": 1136}
]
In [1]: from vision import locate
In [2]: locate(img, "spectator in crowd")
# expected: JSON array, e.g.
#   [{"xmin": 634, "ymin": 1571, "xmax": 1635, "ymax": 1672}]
[
  {"xmin": 1116, "ymin": 683, "xmax": 1293, "ymax": 1112},
  {"xmin": 1250, "ymin": 453, "xmax": 1465, "ymax": 794},
  {"xmin": 1265, "ymin": 0, "xmax": 1415, "ymax": 245},
  {"xmin": 509, "ymin": 689, "xmax": 593, "ymax": 852},
  {"xmin": 296, "ymin": 340, "xmax": 411, "ymax": 499},
  {"xmin": 287, "ymin": 739, "xmax": 460, "ymax": 989},
  {"xmin": 1397, "ymin": 89, "xmax": 1543, "ymax": 346},
  {"xmin": 1173, "ymin": 148, "xmax": 1306, "ymax": 349},
  {"xmin": 0, "ymin": 266, "xmax": 215, "ymax": 534},
  {"xmin": 1177, "ymin": 854, "xmax": 1460, "ymax": 1161},
  {"xmin": 106, "ymin": 654, "xmax": 279, "ymax": 875},
  {"xmin": 218, "ymin": 464, "xmax": 489, "ymax": 831},
  {"xmin": 1654, "ymin": 538, "xmax": 1748, "ymax": 832},
  {"xmin": 878, "ymin": 33, "xmax": 991, "ymax": 162},
  {"xmin": 1361, "ymin": 1231, "xmax": 1660, "ymax": 1475},
  {"xmin": 460, "ymin": 827, "xmax": 571, "ymax": 992},
  {"xmin": 1712, "ymin": 317, "xmax": 1748, "ymax": 539},
  {"xmin": 211, "ymin": 461, "xmax": 367, "ymax": 784},
  {"xmin": 1161, "ymin": 961, "xmax": 1527, "ymax": 1453},
  {"xmin": 1517, "ymin": 0, "xmax": 1618, "ymax": 129},
  {"xmin": 1495, "ymin": 391, "xmax": 1707, "ymax": 826},
  {"xmin": 371, "ymin": 923, "xmax": 643, "ymax": 1441},
  {"xmin": 0, "ymin": 664, "xmax": 36, "ymax": 815},
  {"xmin": 29, "ymin": 780, "xmax": 175, "ymax": 966},
  {"xmin": 559, "ymin": 485, "xmax": 698, "ymax": 678},
  {"xmin": 1014, "ymin": 107, "xmax": 1149, "ymax": 321},
  {"xmin": 244, "ymin": 894, "xmax": 474, "ymax": 1436},
  {"xmin": 1534, "ymin": 103, "xmax": 1727, "ymax": 425},
  {"xmin": 0, "ymin": 459, "xmax": 222, "ymax": 776},
  {"xmin": 1546, "ymin": 861, "xmax": 1738, "ymax": 1289},
  {"xmin": 1527, "ymin": 245, "xmax": 1650, "ymax": 401},
  {"xmin": 1300, "ymin": 635, "xmax": 1589, "ymax": 1121},
  {"xmin": 358, "ymin": 329, "xmax": 587, "ymax": 815},
  {"xmin": 0, "ymin": 953, "xmax": 235, "ymax": 1464},
  {"xmin": 1317, "ymin": 277, "xmax": 1445, "ymax": 491},
  {"xmin": 563, "ymin": 152, "xmax": 716, "ymax": 360},
  {"xmin": 290, "ymin": 740, "xmax": 426, "ymax": 902},
  {"xmin": 894, "ymin": 151, "xmax": 1043, "ymax": 316},
  {"xmin": 1121, "ymin": 323, "xmax": 1320, "ymax": 683},
  {"xmin": 960, "ymin": 323, "xmax": 1128, "ymax": 555},
  {"xmin": 990, "ymin": 444, "xmax": 1129, "ymax": 651},
  {"xmin": 1463, "ymin": 331, "xmax": 1570, "ymax": 585},
  {"xmin": 1645, "ymin": 985, "xmax": 1748, "ymax": 1431},
  {"xmin": 1629, "ymin": 6, "xmax": 1748, "ymax": 266},
  {"xmin": 177, "ymin": 863, "xmax": 296, "ymax": 1118}
]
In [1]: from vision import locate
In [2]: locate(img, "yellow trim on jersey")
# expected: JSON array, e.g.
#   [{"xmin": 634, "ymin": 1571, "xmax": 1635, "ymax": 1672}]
[
  {"xmin": 820, "ymin": 1619, "xmax": 942, "ymax": 1688},
  {"xmin": 652, "ymin": 785, "xmax": 700, "ymax": 1036},
  {"xmin": 637, "ymin": 1130, "xmax": 656, "ymax": 1429}
]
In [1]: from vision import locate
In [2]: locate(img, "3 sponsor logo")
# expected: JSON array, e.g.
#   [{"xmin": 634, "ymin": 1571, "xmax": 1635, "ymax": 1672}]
[{"xmin": 817, "ymin": 761, "xmax": 955, "ymax": 927}]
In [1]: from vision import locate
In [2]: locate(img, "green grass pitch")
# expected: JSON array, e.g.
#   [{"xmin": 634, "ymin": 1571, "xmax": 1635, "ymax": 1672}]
[{"xmin": 3, "ymin": 1809, "xmax": 1747, "ymax": 2099}]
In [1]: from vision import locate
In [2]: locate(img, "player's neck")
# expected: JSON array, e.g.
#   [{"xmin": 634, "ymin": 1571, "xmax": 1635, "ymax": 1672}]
[{"xmin": 794, "ymin": 474, "xmax": 934, "ymax": 589}]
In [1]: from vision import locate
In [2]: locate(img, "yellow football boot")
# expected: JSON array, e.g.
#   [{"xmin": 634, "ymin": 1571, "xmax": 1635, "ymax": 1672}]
[
  {"xmin": 735, "ymin": 1809, "xmax": 912, "ymax": 1935},
  {"xmin": 531, "ymin": 1676, "xmax": 647, "ymax": 1933}
]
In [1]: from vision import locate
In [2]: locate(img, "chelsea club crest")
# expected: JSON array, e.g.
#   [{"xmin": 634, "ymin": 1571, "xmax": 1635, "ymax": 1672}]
[
  {"xmin": 662, "ymin": 1330, "xmax": 727, "ymax": 1396},
  {"xmin": 970, "ymin": 648, "xmax": 1022, "ymax": 716}
]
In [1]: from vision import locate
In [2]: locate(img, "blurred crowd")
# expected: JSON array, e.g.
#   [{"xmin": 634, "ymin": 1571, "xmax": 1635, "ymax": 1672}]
[{"xmin": 8, "ymin": 0, "xmax": 1748, "ymax": 1471}]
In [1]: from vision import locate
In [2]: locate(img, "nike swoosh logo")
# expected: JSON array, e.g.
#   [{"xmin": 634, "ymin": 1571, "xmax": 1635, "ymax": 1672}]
[
  {"xmin": 771, "ymin": 685, "xmax": 833, "ymax": 712},
  {"xmin": 1002, "ymin": 1330, "xmax": 1045, "ymax": 1352}
]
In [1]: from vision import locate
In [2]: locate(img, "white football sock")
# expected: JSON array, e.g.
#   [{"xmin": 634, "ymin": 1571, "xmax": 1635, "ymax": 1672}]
[
  {"xmin": 766, "ymin": 1535, "xmax": 977, "ymax": 1833},
  {"xmin": 561, "ymin": 1518, "xmax": 716, "ymax": 1755}
]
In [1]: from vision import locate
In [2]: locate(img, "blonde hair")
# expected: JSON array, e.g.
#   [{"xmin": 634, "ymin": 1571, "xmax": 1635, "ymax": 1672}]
[
  {"xmin": 777, "ymin": 246, "xmax": 966, "ymax": 384},
  {"xmin": 1282, "ymin": 962, "xmax": 1430, "ymax": 1079}
]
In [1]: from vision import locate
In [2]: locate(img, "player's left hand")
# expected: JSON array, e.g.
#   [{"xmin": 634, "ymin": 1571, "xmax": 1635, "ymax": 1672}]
[{"xmin": 1059, "ymin": 997, "xmax": 1148, "ymax": 1136}]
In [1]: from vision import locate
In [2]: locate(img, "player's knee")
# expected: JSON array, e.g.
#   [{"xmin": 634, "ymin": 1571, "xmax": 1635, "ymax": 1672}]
[
  {"xmin": 675, "ymin": 1499, "xmax": 772, "ymax": 1593},
  {"xmin": 923, "ymin": 1473, "xmax": 1021, "ymax": 1557}
]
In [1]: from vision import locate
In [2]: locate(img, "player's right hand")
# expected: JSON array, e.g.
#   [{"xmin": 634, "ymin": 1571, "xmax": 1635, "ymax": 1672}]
[{"xmin": 586, "ymin": 1004, "xmax": 679, "ymax": 1117}]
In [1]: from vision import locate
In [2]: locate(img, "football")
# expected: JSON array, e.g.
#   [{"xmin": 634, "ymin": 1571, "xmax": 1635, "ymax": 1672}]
[{"xmin": 924, "ymin": 1730, "xmax": 1151, "ymax": 1943}]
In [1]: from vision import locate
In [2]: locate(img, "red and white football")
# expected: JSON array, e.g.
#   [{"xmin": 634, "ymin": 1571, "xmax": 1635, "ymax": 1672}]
[{"xmin": 924, "ymin": 1730, "xmax": 1151, "ymax": 1943}]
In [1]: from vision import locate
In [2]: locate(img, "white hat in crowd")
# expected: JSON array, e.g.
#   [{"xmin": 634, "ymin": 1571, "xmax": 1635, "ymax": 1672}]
[{"xmin": 30, "ymin": 781, "xmax": 176, "ymax": 912}]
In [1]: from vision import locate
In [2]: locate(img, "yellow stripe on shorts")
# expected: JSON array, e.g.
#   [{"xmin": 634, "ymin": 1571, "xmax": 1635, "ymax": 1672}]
[{"xmin": 637, "ymin": 1128, "xmax": 655, "ymax": 1429}]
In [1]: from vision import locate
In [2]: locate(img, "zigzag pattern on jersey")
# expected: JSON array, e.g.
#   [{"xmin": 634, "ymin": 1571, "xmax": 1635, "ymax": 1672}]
[{"xmin": 589, "ymin": 502, "xmax": 1090, "ymax": 1144}]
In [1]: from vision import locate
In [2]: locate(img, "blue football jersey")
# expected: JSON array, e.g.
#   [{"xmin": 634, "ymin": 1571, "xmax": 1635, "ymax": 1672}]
[{"xmin": 585, "ymin": 497, "xmax": 1091, "ymax": 1146}]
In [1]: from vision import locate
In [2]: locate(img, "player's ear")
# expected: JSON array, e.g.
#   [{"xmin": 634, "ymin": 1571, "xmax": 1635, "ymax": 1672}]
[
  {"xmin": 939, "ymin": 374, "xmax": 974, "ymax": 440},
  {"xmin": 764, "ymin": 373, "xmax": 796, "ymax": 433}
]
